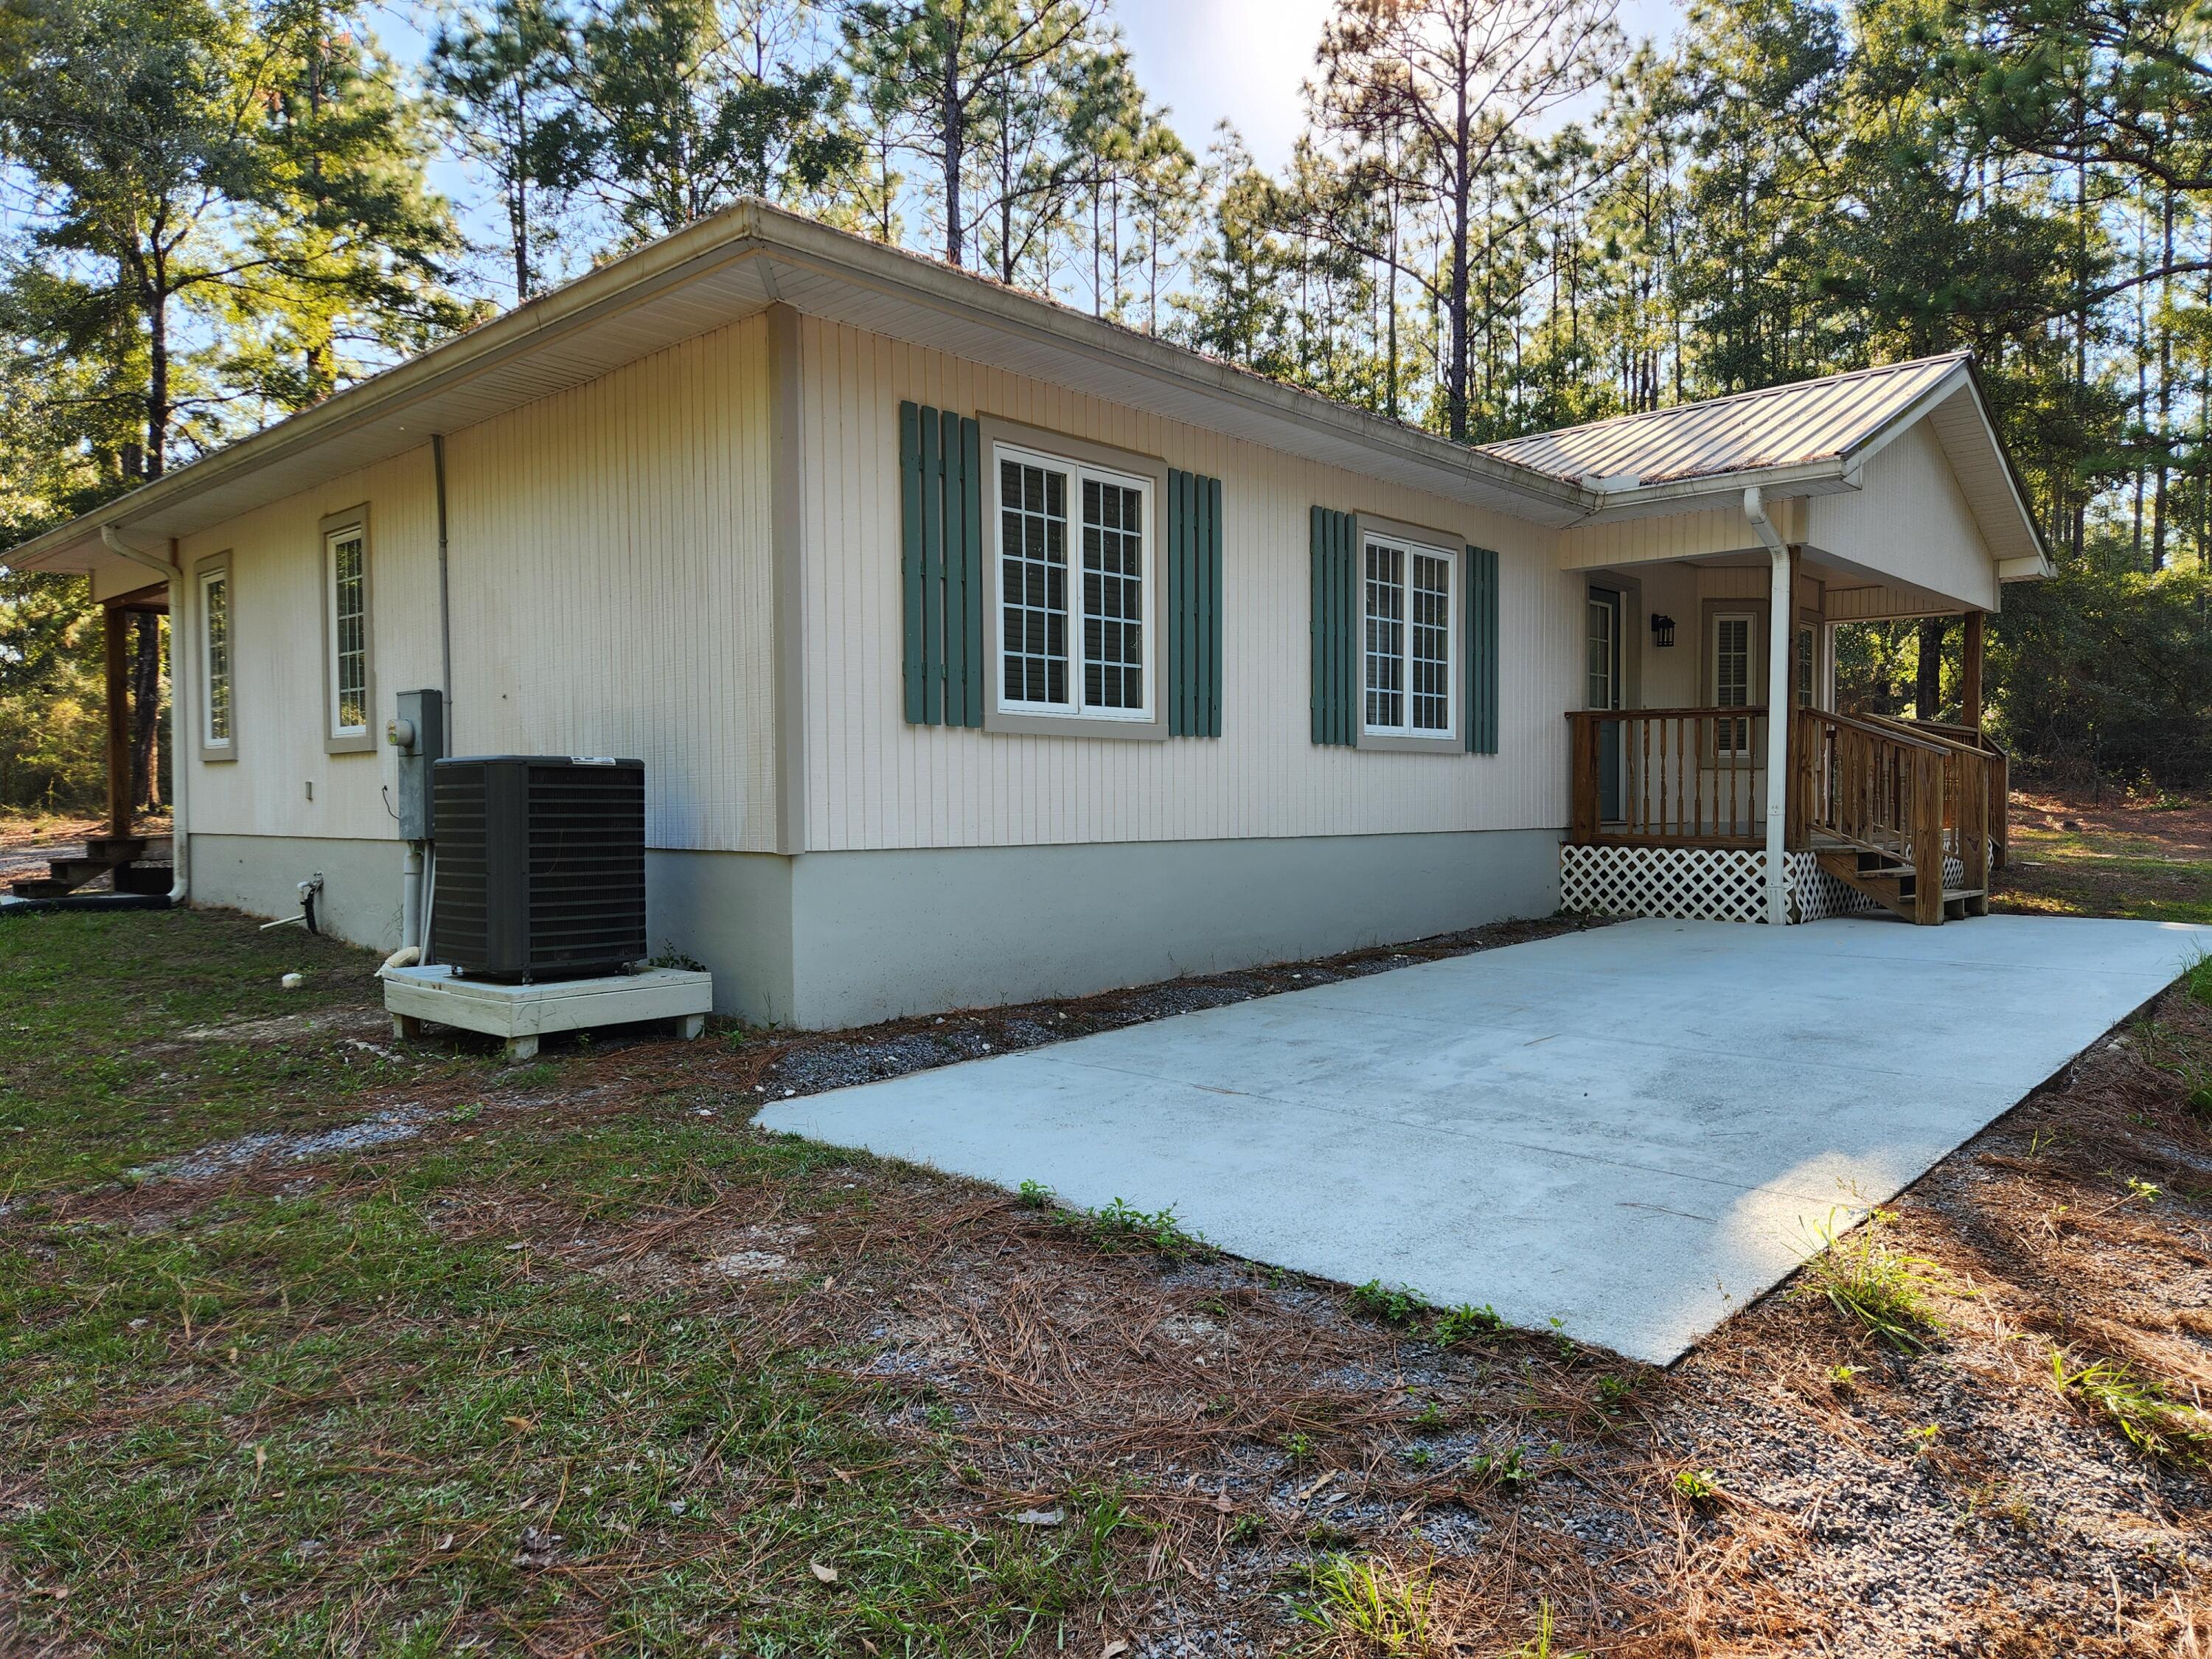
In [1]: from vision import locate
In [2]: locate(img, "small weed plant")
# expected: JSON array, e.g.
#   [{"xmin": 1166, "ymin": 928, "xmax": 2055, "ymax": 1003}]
[
  {"xmin": 1430, "ymin": 1302, "xmax": 1506, "ymax": 1346},
  {"xmin": 1672, "ymin": 1468, "xmax": 1721, "ymax": 1505},
  {"xmin": 1295, "ymin": 1554, "xmax": 1435, "ymax": 1656},
  {"xmin": 2183, "ymin": 949, "xmax": 2212, "ymax": 1009},
  {"xmin": 1513, "ymin": 1600, "xmax": 1591, "ymax": 1659},
  {"xmin": 1794, "ymin": 1208, "xmax": 1947, "ymax": 1352},
  {"xmin": 1349, "ymin": 1279, "xmax": 1427, "ymax": 1326},
  {"xmin": 2051, "ymin": 1349, "xmax": 2212, "ymax": 1468},
  {"xmin": 1467, "ymin": 1443, "xmax": 1534, "ymax": 1493},
  {"xmin": 1082, "ymin": 1197, "xmax": 1209, "ymax": 1259}
]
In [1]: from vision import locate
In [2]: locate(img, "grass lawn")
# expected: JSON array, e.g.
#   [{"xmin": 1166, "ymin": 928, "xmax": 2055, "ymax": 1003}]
[
  {"xmin": 3, "ymin": 897, "xmax": 2211, "ymax": 1655},
  {"xmin": 1995, "ymin": 788, "xmax": 2212, "ymax": 924}
]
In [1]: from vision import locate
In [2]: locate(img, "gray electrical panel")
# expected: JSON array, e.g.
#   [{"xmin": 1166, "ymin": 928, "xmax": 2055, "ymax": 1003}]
[{"xmin": 388, "ymin": 689, "xmax": 446, "ymax": 841}]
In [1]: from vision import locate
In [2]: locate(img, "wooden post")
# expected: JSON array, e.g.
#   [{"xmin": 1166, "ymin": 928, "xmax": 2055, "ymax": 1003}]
[
  {"xmin": 1961, "ymin": 610, "xmax": 1985, "ymax": 733},
  {"xmin": 103, "ymin": 601, "xmax": 131, "ymax": 839},
  {"xmin": 1912, "ymin": 747, "xmax": 1947, "ymax": 925},
  {"xmin": 1568, "ymin": 714, "xmax": 1598, "ymax": 844},
  {"xmin": 1961, "ymin": 749, "xmax": 1991, "ymax": 913}
]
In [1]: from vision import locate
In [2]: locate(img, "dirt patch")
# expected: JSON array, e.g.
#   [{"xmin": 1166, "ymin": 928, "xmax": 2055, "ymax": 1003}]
[{"xmin": 130, "ymin": 1108, "xmax": 431, "ymax": 1182}]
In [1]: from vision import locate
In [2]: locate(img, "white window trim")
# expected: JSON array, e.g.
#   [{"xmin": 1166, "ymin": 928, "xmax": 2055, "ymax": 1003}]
[
  {"xmin": 1360, "ymin": 529, "xmax": 1459, "ymax": 745},
  {"xmin": 320, "ymin": 507, "xmax": 375, "ymax": 754},
  {"xmin": 990, "ymin": 439, "xmax": 1157, "ymax": 726},
  {"xmin": 1707, "ymin": 605, "xmax": 1759, "ymax": 760},
  {"xmin": 200, "ymin": 566, "xmax": 232, "ymax": 751},
  {"xmin": 192, "ymin": 552, "xmax": 237, "ymax": 763}
]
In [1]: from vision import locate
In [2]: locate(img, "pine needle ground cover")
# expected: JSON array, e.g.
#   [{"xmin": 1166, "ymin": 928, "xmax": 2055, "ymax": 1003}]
[
  {"xmin": 1997, "ymin": 790, "xmax": 2212, "ymax": 925},
  {"xmin": 2, "ymin": 897, "xmax": 2209, "ymax": 1656}
]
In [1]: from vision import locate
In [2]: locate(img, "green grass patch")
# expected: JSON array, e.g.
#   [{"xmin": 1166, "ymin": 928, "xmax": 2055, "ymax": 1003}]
[
  {"xmin": 1294, "ymin": 1552, "xmax": 1436, "ymax": 1655},
  {"xmin": 0, "ymin": 910, "xmax": 479, "ymax": 1194},
  {"xmin": 2051, "ymin": 1349, "xmax": 2212, "ymax": 1470},
  {"xmin": 1793, "ymin": 1209, "xmax": 1949, "ymax": 1352},
  {"xmin": 0, "ymin": 914, "xmax": 1153, "ymax": 1653}
]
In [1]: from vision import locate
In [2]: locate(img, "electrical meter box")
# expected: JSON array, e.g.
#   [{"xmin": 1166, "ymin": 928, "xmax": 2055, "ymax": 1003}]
[{"xmin": 387, "ymin": 689, "xmax": 446, "ymax": 841}]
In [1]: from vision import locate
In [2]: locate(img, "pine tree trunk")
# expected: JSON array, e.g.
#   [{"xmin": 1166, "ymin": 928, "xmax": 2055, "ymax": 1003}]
[{"xmin": 1915, "ymin": 616, "xmax": 1945, "ymax": 723}]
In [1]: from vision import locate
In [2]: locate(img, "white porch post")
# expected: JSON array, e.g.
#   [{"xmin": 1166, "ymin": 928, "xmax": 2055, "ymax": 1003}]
[
  {"xmin": 1742, "ymin": 487, "xmax": 1794, "ymax": 925},
  {"xmin": 1763, "ymin": 545, "xmax": 1793, "ymax": 923}
]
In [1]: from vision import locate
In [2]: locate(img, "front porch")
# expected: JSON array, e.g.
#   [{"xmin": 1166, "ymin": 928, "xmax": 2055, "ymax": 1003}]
[{"xmin": 1561, "ymin": 561, "xmax": 2008, "ymax": 928}]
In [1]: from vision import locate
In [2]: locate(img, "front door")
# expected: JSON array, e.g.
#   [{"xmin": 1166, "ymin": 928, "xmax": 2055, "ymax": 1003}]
[{"xmin": 1587, "ymin": 586, "xmax": 1624, "ymax": 822}]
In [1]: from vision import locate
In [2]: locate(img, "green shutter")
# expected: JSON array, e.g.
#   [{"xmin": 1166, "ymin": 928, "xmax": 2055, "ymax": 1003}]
[
  {"xmin": 898, "ymin": 400, "xmax": 984, "ymax": 728},
  {"xmin": 1165, "ymin": 469, "xmax": 1223, "ymax": 738},
  {"xmin": 1310, "ymin": 507, "xmax": 1357, "ymax": 746},
  {"xmin": 1466, "ymin": 544, "xmax": 1499, "ymax": 754},
  {"xmin": 900, "ymin": 403, "xmax": 925, "ymax": 723}
]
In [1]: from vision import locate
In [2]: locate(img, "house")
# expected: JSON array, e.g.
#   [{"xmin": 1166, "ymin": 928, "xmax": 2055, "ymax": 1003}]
[{"xmin": 2, "ymin": 201, "xmax": 2050, "ymax": 1029}]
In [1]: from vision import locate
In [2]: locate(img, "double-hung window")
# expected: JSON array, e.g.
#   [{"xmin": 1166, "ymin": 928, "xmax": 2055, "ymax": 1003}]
[
  {"xmin": 1363, "ymin": 532, "xmax": 1455, "ymax": 742},
  {"xmin": 200, "ymin": 566, "xmax": 232, "ymax": 752},
  {"xmin": 321, "ymin": 509, "xmax": 374, "ymax": 753},
  {"xmin": 995, "ymin": 443, "xmax": 1152, "ymax": 722}
]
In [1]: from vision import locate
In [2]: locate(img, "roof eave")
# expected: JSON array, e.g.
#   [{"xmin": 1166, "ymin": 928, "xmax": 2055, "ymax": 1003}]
[{"xmin": 4, "ymin": 199, "xmax": 1596, "ymax": 571}]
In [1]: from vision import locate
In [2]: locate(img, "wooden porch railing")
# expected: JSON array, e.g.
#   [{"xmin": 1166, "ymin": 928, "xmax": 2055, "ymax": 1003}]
[
  {"xmin": 1795, "ymin": 709, "xmax": 1996, "ymax": 923},
  {"xmin": 1569, "ymin": 706, "xmax": 2004, "ymax": 923},
  {"xmin": 1566, "ymin": 707, "xmax": 1770, "ymax": 846},
  {"xmin": 1860, "ymin": 714, "xmax": 2009, "ymax": 871}
]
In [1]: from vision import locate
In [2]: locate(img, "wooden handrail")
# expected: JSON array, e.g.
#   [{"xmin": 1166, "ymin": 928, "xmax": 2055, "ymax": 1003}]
[
  {"xmin": 1855, "ymin": 714, "xmax": 2009, "ymax": 871},
  {"xmin": 1798, "ymin": 707, "xmax": 1997, "ymax": 911}
]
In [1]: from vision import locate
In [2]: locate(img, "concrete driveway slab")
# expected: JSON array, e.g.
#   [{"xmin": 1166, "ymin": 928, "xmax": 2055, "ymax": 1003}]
[{"xmin": 759, "ymin": 914, "xmax": 2210, "ymax": 1363}]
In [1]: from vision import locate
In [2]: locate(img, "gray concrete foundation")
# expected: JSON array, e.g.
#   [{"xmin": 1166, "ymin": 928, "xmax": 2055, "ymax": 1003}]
[{"xmin": 188, "ymin": 828, "xmax": 1562, "ymax": 1032}]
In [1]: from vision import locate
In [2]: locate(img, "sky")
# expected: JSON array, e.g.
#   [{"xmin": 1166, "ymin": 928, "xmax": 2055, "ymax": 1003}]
[
  {"xmin": 366, "ymin": 0, "xmax": 1690, "ymax": 291},
  {"xmin": 1110, "ymin": 0, "xmax": 1688, "ymax": 171}
]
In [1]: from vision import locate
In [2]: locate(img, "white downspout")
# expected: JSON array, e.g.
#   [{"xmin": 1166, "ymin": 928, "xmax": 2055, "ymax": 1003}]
[
  {"xmin": 1742, "ymin": 487, "xmax": 1793, "ymax": 926},
  {"xmin": 100, "ymin": 525, "xmax": 189, "ymax": 906}
]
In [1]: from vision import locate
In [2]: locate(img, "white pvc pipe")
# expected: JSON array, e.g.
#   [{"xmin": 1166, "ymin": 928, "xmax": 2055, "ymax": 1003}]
[
  {"xmin": 1742, "ymin": 488, "xmax": 1794, "ymax": 927},
  {"xmin": 401, "ymin": 841, "xmax": 425, "ymax": 950}
]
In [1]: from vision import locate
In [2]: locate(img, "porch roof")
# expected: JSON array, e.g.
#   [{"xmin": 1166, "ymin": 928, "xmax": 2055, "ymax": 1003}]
[{"xmin": 1483, "ymin": 355, "xmax": 2050, "ymax": 574}]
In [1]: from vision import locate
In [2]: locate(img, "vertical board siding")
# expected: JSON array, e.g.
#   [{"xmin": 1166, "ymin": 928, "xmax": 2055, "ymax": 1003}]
[
  {"xmin": 801, "ymin": 316, "xmax": 1580, "ymax": 852},
  {"xmin": 176, "ymin": 448, "xmax": 442, "ymax": 841},
  {"xmin": 899, "ymin": 403, "xmax": 925, "ymax": 722},
  {"xmin": 440, "ymin": 313, "xmax": 779, "ymax": 852}
]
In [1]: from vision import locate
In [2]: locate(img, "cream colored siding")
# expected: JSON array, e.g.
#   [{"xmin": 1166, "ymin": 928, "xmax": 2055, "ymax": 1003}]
[
  {"xmin": 177, "ymin": 450, "xmax": 441, "ymax": 841},
  {"xmin": 797, "ymin": 316, "xmax": 1581, "ymax": 852},
  {"xmin": 444, "ymin": 312, "xmax": 779, "ymax": 852},
  {"xmin": 1809, "ymin": 422, "xmax": 1997, "ymax": 610},
  {"xmin": 1558, "ymin": 498, "xmax": 1806, "ymax": 569},
  {"xmin": 178, "ymin": 313, "xmax": 779, "ymax": 857}
]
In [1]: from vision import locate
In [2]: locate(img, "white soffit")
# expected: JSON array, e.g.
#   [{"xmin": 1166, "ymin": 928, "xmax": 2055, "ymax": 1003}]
[{"xmin": 7, "ymin": 203, "xmax": 1590, "ymax": 574}]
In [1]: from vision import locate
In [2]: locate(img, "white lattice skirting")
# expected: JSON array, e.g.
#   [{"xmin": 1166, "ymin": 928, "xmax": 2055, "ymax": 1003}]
[{"xmin": 1560, "ymin": 845, "xmax": 1970, "ymax": 926}]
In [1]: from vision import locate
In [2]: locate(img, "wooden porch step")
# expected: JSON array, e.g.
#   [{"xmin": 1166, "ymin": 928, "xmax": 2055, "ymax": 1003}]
[
  {"xmin": 8, "ymin": 877, "xmax": 82, "ymax": 899},
  {"xmin": 1813, "ymin": 846, "xmax": 1929, "ymax": 925},
  {"xmin": 82, "ymin": 834, "xmax": 170, "ymax": 864}
]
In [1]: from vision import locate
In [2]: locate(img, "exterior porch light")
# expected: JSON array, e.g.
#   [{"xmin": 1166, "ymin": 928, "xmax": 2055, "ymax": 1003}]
[{"xmin": 1650, "ymin": 613, "xmax": 1676, "ymax": 648}]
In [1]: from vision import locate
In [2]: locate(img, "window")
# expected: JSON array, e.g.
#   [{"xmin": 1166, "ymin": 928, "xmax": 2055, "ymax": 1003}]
[
  {"xmin": 1795, "ymin": 622, "xmax": 1818, "ymax": 709},
  {"xmin": 995, "ymin": 444, "xmax": 1151, "ymax": 720},
  {"xmin": 1363, "ymin": 534, "xmax": 1455, "ymax": 740},
  {"xmin": 200, "ymin": 567, "xmax": 232, "ymax": 749},
  {"xmin": 1713, "ymin": 611, "xmax": 1753, "ymax": 754},
  {"xmin": 321, "ymin": 513, "xmax": 372, "ymax": 751}
]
